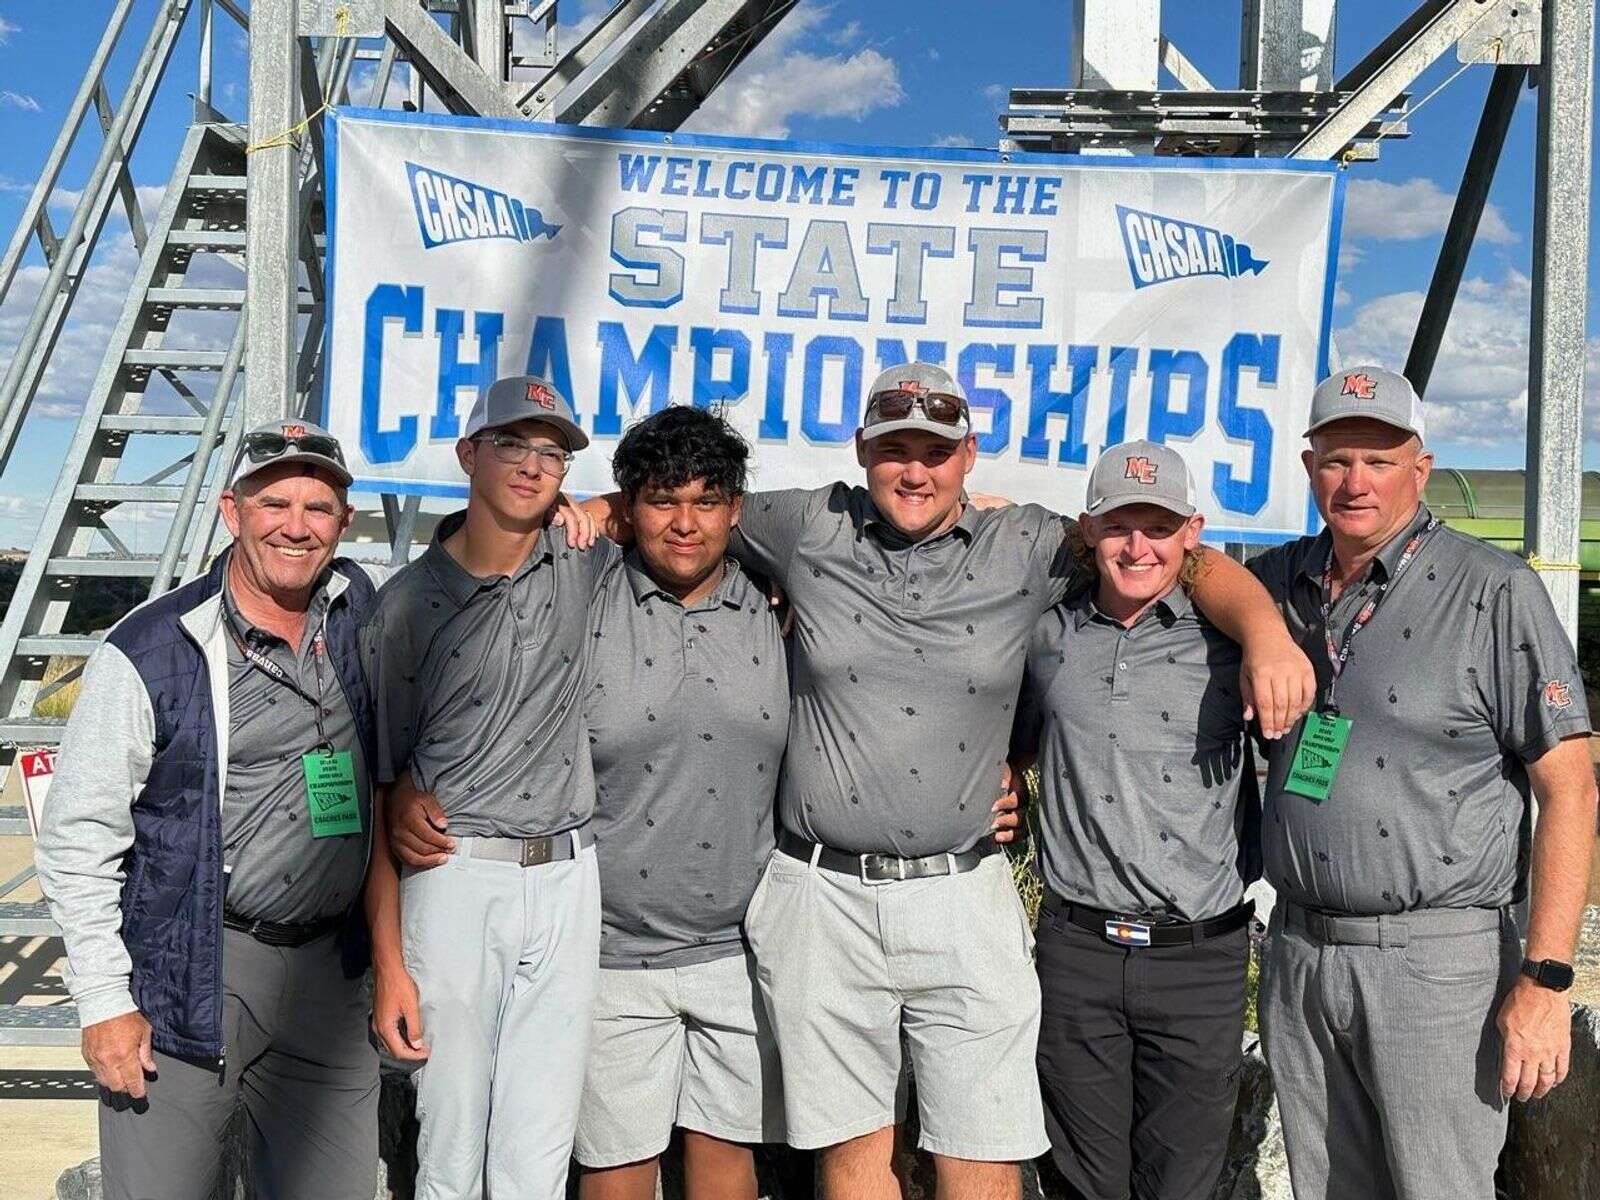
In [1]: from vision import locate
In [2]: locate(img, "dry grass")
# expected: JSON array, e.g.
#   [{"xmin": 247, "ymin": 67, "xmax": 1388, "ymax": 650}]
[{"xmin": 31, "ymin": 656, "xmax": 85, "ymax": 720}]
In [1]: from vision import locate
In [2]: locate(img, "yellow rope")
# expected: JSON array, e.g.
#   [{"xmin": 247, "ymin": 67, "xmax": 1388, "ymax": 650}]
[
  {"xmin": 245, "ymin": 5, "xmax": 350, "ymax": 156},
  {"xmin": 1526, "ymin": 555, "xmax": 1583, "ymax": 572}
]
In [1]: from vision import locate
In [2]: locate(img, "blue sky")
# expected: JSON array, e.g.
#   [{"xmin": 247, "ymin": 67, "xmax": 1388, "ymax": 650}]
[{"xmin": 0, "ymin": 0, "xmax": 1597, "ymax": 549}]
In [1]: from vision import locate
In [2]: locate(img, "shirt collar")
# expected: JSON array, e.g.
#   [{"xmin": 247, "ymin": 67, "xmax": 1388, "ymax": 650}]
[
  {"xmin": 859, "ymin": 489, "xmax": 980, "ymax": 546},
  {"xmin": 624, "ymin": 548, "xmax": 746, "ymax": 611},
  {"xmin": 219, "ymin": 547, "xmax": 332, "ymax": 647},
  {"xmin": 1295, "ymin": 502, "xmax": 1433, "ymax": 587},
  {"xmin": 1071, "ymin": 582, "xmax": 1191, "ymax": 631},
  {"xmin": 421, "ymin": 509, "xmax": 554, "ymax": 609}
]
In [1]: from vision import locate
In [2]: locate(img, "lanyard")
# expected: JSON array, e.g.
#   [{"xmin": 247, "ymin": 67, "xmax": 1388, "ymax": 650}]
[
  {"xmin": 224, "ymin": 610, "xmax": 333, "ymax": 751},
  {"xmin": 1317, "ymin": 516, "xmax": 1437, "ymax": 710}
]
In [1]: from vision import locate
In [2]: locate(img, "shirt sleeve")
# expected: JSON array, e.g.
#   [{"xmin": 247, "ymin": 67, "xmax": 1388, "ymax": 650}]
[
  {"xmin": 728, "ymin": 487, "xmax": 823, "ymax": 587},
  {"xmin": 1488, "ymin": 567, "xmax": 1592, "ymax": 761},
  {"xmin": 33, "ymin": 642, "xmax": 151, "ymax": 1028},
  {"xmin": 1028, "ymin": 508, "xmax": 1090, "ymax": 609},
  {"xmin": 1246, "ymin": 544, "xmax": 1294, "ymax": 603},
  {"xmin": 360, "ymin": 602, "xmax": 419, "ymax": 786}
]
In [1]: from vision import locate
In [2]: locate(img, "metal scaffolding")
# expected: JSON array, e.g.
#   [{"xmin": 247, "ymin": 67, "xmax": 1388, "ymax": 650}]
[{"xmin": 1022, "ymin": 0, "xmax": 1591, "ymax": 641}]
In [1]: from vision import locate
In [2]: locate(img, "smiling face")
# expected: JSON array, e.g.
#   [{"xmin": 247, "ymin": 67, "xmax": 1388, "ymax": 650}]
[
  {"xmin": 219, "ymin": 463, "xmax": 353, "ymax": 603},
  {"xmin": 1080, "ymin": 502, "xmax": 1203, "ymax": 621},
  {"xmin": 855, "ymin": 428, "xmax": 977, "ymax": 541},
  {"xmin": 456, "ymin": 417, "xmax": 569, "ymax": 529},
  {"xmin": 1303, "ymin": 418, "xmax": 1432, "ymax": 554},
  {"xmin": 627, "ymin": 477, "xmax": 742, "ymax": 598}
]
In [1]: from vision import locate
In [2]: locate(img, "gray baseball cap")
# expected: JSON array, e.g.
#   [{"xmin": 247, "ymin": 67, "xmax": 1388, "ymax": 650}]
[
  {"xmin": 1304, "ymin": 364, "xmax": 1426, "ymax": 442},
  {"xmin": 465, "ymin": 375, "xmax": 589, "ymax": 451},
  {"xmin": 1084, "ymin": 439, "xmax": 1196, "ymax": 519},
  {"xmin": 230, "ymin": 418, "xmax": 352, "ymax": 488},
  {"xmin": 859, "ymin": 361, "xmax": 971, "ymax": 442}
]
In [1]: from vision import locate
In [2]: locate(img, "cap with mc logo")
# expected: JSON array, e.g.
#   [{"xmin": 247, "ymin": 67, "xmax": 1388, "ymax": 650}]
[
  {"xmin": 1304, "ymin": 364, "xmax": 1426, "ymax": 442},
  {"xmin": 465, "ymin": 374, "xmax": 589, "ymax": 451},
  {"xmin": 859, "ymin": 362, "xmax": 972, "ymax": 442},
  {"xmin": 1084, "ymin": 439, "xmax": 1196, "ymax": 519}
]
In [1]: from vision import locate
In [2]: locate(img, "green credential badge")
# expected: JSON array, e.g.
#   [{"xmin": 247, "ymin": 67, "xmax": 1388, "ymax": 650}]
[
  {"xmin": 302, "ymin": 749, "xmax": 362, "ymax": 838},
  {"xmin": 1283, "ymin": 711, "xmax": 1352, "ymax": 804}
]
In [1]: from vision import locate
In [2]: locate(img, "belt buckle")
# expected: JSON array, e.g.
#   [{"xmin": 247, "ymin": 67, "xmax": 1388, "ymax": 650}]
[
  {"xmin": 520, "ymin": 837, "xmax": 553, "ymax": 868},
  {"xmin": 858, "ymin": 853, "xmax": 903, "ymax": 885},
  {"xmin": 1104, "ymin": 918, "xmax": 1152, "ymax": 947}
]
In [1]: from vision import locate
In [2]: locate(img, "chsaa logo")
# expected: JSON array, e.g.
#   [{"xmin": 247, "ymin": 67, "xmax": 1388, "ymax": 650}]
[
  {"xmin": 1115, "ymin": 204, "xmax": 1269, "ymax": 290},
  {"xmin": 405, "ymin": 162, "xmax": 562, "ymax": 250}
]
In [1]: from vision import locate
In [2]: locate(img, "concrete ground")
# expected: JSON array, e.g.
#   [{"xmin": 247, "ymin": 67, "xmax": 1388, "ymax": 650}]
[{"xmin": 0, "ymin": 833, "xmax": 97, "ymax": 1200}]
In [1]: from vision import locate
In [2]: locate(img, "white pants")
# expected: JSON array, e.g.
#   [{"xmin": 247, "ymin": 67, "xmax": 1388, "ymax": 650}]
[{"xmin": 401, "ymin": 840, "xmax": 602, "ymax": 1200}]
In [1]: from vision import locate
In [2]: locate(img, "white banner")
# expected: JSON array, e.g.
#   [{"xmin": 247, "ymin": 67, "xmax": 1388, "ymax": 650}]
[{"xmin": 324, "ymin": 109, "xmax": 1344, "ymax": 541}]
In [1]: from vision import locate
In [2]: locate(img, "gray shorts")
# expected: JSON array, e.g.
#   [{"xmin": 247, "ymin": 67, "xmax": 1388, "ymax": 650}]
[
  {"xmin": 574, "ymin": 950, "xmax": 784, "ymax": 1167},
  {"xmin": 744, "ymin": 846, "xmax": 1048, "ymax": 1160}
]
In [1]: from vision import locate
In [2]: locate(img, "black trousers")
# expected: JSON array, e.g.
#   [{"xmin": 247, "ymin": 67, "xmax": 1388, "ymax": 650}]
[{"xmin": 1035, "ymin": 893, "xmax": 1249, "ymax": 1200}]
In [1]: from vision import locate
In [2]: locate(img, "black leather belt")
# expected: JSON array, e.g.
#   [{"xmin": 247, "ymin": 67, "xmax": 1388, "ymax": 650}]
[
  {"xmin": 776, "ymin": 829, "xmax": 1001, "ymax": 884},
  {"xmin": 223, "ymin": 910, "xmax": 343, "ymax": 948},
  {"xmin": 1053, "ymin": 895, "xmax": 1255, "ymax": 948}
]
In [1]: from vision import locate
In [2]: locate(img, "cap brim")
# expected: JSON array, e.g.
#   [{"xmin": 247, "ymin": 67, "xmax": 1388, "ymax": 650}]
[
  {"xmin": 231, "ymin": 451, "xmax": 353, "ymax": 489},
  {"xmin": 1084, "ymin": 493, "xmax": 1195, "ymax": 519},
  {"xmin": 859, "ymin": 417, "xmax": 970, "ymax": 441},
  {"xmin": 1302, "ymin": 410, "xmax": 1422, "ymax": 440},
  {"xmin": 473, "ymin": 413, "xmax": 590, "ymax": 452}
]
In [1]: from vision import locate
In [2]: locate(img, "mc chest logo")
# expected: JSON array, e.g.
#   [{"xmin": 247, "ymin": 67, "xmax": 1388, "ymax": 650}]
[
  {"xmin": 1115, "ymin": 204, "xmax": 1268, "ymax": 289},
  {"xmin": 405, "ymin": 162, "xmax": 562, "ymax": 250}
]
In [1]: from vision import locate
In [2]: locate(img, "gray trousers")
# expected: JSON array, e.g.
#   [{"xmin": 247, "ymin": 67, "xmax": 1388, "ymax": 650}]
[
  {"xmin": 99, "ymin": 927, "xmax": 379, "ymax": 1200},
  {"xmin": 402, "ymin": 840, "xmax": 601, "ymax": 1200},
  {"xmin": 1259, "ymin": 902, "xmax": 1521, "ymax": 1200}
]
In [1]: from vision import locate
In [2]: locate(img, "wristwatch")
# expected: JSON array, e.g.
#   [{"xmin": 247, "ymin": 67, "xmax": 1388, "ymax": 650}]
[{"xmin": 1520, "ymin": 958, "xmax": 1575, "ymax": 992}]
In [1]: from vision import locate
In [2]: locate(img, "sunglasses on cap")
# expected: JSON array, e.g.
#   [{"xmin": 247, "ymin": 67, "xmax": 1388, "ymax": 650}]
[
  {"xmin": 864, "ymin": 387, "xmax": 968, "ymax": 427},
  {"xmin": 241, "ymin": 429, "xmax": 347, "ymax": 466}
]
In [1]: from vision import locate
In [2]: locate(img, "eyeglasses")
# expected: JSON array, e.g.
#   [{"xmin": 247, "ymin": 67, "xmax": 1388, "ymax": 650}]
[
  {"xmin": 242, "ymin": 430, "xmax": 347, "ymax": 466},
  {"xmin": 864, "ymin": 388, "xmax": 968, "ymax": 427},
  {"xmin": 474, "ymin": 433, "xmax": 574, "ymax": 475}
]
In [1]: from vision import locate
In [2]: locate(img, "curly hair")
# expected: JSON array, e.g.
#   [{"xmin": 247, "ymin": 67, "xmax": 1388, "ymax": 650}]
[{"xmin": 612, "ymin": 405, "xmax": 750, "ymax": 500}]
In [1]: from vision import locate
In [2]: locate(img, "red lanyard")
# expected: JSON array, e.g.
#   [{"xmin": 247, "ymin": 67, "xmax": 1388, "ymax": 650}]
[{"xmin": 1317, "ymin": 517, "xmax": 1438, "ymax": 707}]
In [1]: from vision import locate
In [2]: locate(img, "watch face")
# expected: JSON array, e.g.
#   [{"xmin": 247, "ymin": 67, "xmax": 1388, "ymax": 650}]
[
  {"xmin": 1526, "ymin": 958, "xmax": 1575, "ymax": 990},
  {"xmin": 1544, "ymin": 961, "xmax": 1576, "ymax": 990}
]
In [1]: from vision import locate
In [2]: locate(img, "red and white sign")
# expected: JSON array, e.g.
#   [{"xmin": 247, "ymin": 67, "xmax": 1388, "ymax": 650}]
[{"xmin": 18, "ymin": 748, "xmax": 55, "ymax": 837}]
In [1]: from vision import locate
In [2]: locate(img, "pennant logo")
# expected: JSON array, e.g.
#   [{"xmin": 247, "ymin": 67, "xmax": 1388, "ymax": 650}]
[
  {"xmin": 406, "ymin": 162, "xmax": 562, "ymax": 250},
  {"xmin": 1116, "ymin": 204, "xmax": 1269, "ymax": 289}
]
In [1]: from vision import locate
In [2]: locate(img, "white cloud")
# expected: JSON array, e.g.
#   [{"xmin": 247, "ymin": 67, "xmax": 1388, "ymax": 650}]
[
  {"xmin": 0, "ymin": 174, "xmax": 32, "ymax": 195},
  {"xmin": 932, "ymin": 134, "xmax": 975, "ymax": 148},
  {"xmin": 1, "ymin": 89, "xmax": 41, "ymax": 112},
  {"xmin": 685, "ymin": 3, "xmax": 905, "ymax": 139},
  {"xmin": 1344, "ymin": 177, "xmax": 1518, "ymax": 245},
  {"xmin": 1333, "ymin": 268, "xmax": 1600, "ymax": 446},
  {"xmin": 49, "ymin": 183, "xmax": 168, "ymax": 227},
  {"xmin": 0, "ymin": 14, "xmax": 19, "ymax": 45},
  {"xmin": 828, "ymin": 20, "xmax": 862, "ymax": 45},
  {"xmin": 982, "ymin": 83, "xmax": 1006, "ymax": 103}
]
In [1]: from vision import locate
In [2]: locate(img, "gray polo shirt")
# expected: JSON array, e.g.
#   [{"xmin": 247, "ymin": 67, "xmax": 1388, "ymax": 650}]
[
  {"xmin": 586, "ymin": 551, "xmax": 788, "ymax": 970},
  {"xmin": 221, "ymin": 576, "xmax": 371, "ymax": 923},
  {"xmin": 1249, "ymin": 503, "xmax": 1591, "ymax": 915},
  {"xmin": 363, "ymin": 511, "xmax": 620, "ymax": 838},
  {"xmin": 730, "ymin": 484, "xmax": 1083, "ymax": 856},
  {"xmin": 1014, "ymin": 585, "xmax": 1258, "ymax": 922}
]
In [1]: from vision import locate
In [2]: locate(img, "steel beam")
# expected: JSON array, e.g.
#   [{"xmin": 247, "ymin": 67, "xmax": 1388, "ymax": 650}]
[
  {"xmin": 1292, "ymin": 0, "xmax": 1496, "ymax": 159},
  {"xmin": 244, "ymin": 0, "xmax": 300, "ymax": 427},
  {"xmin": 1241, "ymin": 0, "xmax": 1337, "ymax": 91},
  {"xmin": 519, "ymin": 0, "xmax": 655, "ymax": 115},
  {"xmin": 1524, "ymin": 0, "xmax": 1594, "ymax": 638},
  {"xmin": 470, "ymin": 0, "xmax": 508, "ymax": 81},
  {"xmin": 1406, "ymin": 63, "xmax": 1526, "ymax": 395},
  {"xmin": 383, "ymin": 0, "xmax": 523, "ymax": 116}
]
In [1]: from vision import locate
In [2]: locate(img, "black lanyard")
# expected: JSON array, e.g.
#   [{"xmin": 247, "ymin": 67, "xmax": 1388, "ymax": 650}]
[
  {"xmin": 224, "ymin": 607, "xmax": 333, "ymax": 751},
  {"xmin": 1316, "ymin": 516, "xmax": 1438, "ymax": 711}
]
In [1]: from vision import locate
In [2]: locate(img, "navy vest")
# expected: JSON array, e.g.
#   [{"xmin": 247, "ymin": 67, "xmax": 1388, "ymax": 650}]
[{"xmin": 104, "ymin": 554, "xmax": 377, "ymax": 1063}]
